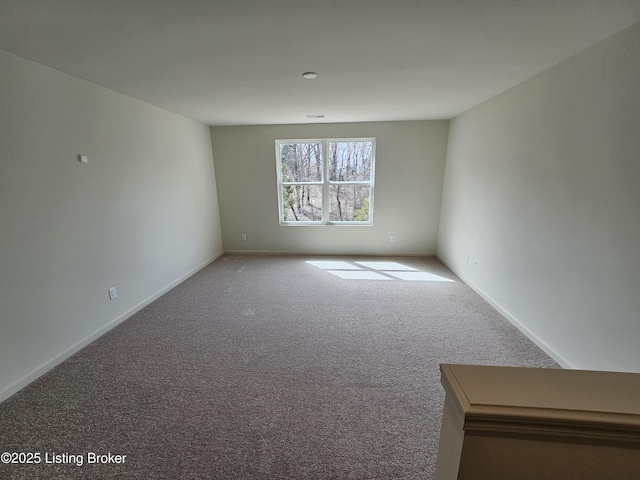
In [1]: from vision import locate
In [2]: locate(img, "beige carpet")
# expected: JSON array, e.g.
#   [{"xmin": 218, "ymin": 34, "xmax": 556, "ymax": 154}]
[{"xmin": 0, "ymin": 255, "xmax": 557, "ymax": 479}]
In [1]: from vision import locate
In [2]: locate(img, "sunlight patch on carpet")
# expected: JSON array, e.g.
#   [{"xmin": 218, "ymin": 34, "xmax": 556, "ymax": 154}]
[
  {"xmin": 355, "ymin": 261, "xmax": 417, "ymax": 271},
  {"xmin": 327, "ymin": 270, "xmax": 392, "ymax": 280},
  {"xmin": 307, "ymin": 259, "xmax": 455, "ymax": 282},
  {"xmin": 306, "ymin": 260, "xmax": 362, "ymax": 270},
  {"xmin": 384, "ymin": 271, "xmax": 454, "ymax": 282}
]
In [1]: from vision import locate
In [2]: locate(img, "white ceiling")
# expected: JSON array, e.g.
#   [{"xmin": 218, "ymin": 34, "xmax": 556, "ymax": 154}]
[{"xmin": 1, "ymin": 0, "xmax": 639, "ymax": 126}]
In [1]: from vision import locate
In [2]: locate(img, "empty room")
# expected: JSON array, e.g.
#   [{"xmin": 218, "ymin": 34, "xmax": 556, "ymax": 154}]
[{"xmin": 1, "ymin": 1, "xmax": 639, "ymax": 479}]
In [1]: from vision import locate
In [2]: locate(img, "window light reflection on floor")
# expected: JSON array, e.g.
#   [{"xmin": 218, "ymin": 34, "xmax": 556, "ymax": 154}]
[
  {"xmin": 327, "ymin": 270, "xmax": 392, "ymax": 280},
  {"xmin": 384, "ymin": 271, "xmax": 454, "ymax": 282},
  {"xmin": 355, "ymin": 261, "xmax": 417, "ymax": 271},
  {"xmin": 306, "ymin": 260, "xmax": 362, "ymax": 270},
  {"xmin": 306, "ymin": 260, "xmax": 454, "ymax": 282}
]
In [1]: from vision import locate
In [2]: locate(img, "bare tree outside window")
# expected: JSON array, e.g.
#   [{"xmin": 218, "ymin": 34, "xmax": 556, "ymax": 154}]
[{"xmin": 276, "ymin": 138, "xmax": 375, "ymax": 225}]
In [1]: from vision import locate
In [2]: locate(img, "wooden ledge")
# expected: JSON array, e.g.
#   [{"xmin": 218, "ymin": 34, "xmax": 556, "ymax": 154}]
[{"xmin": 440, "ymin": 364, "xmax": 640, "ymax": 443}]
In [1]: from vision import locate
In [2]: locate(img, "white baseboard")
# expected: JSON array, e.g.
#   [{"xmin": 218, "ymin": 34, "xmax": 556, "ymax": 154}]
[
  {"xmin": 223, "ymin": 249, "xmax": 437, "ymax": 256},
  {"xmin": 436, "ymin": 254, "xmax": 574, "ymax": 369},
  {"xmin": 0, "ymin": 251, "xmax": 224, "ymax": 404}
]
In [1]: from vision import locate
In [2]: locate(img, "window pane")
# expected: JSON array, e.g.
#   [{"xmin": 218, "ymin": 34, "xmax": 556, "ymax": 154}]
[
  {"xmin": 279, "ymin": 143, "xmax": 322, "ymax": 182},
  {"xmin": 328, "ymin": 141, "xmax": 373, "ymax": 181},
  {"xmin": 329, "ymin": 185, "xmax": 371, "ymax": 222},
  {"xmin": 281, "ymin": 184, "xmax": 323, "ymax": 221}
]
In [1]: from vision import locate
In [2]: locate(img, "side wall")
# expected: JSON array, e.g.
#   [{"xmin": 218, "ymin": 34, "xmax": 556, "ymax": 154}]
[
  {"xmin": 437, "ymin": 23, "xmax": 640, "ymax": 372},
  {"xmin": 0, "ymin": 50, "xmax": 224, "ymax": 400},
  {"xmin": 212, "ymin": 121, "xmax": 449, "ymax": 255}
]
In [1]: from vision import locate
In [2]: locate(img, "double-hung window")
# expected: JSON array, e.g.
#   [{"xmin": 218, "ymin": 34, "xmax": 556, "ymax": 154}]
[{"xmin": 276, "ymin": 138, "xmax": 375, "ymax": 225}]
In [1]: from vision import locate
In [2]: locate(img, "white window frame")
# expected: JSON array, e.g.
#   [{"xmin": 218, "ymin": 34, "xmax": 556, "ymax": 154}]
[{"xmin": 275, "ymin": 138, "xmax": 376, "ymax": 226}]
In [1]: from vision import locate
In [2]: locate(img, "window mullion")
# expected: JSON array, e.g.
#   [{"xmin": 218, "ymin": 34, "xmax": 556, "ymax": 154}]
[{"xmin": 322, "ymin": 140, "xmax": 330, "ymax": 224}]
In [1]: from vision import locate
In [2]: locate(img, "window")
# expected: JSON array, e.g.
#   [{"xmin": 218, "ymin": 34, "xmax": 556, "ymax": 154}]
[{"xmin": 276, "ymin": 138, "xmax": 375, "ymax": 225}]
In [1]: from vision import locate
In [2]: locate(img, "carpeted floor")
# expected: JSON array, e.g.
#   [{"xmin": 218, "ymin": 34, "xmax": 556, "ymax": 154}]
[{"xmin": 0, "ymin": 255, "xmax": 557, "ymax": 479}]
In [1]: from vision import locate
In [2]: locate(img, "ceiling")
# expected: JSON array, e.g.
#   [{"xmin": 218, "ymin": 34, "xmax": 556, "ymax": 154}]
[{"xmin": 1, "ymin": 0, "xmax": 639, "ymax": 126}]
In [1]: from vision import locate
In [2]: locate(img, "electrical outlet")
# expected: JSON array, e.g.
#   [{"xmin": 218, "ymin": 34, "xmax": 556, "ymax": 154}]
[
  {"xmin": 108, "ymin": 287, "xmax": 118, "ymax": 300},
  {"xmin": 390, "ymin": 235, "xmax": 395, "ymax": 242},
  {"xmin": 466, "ymin": 254, "xmax": 471, "ymax": 265},
  {"xmin": 241, "ymin": 233, "xmax": 247, "ymax": 241}
]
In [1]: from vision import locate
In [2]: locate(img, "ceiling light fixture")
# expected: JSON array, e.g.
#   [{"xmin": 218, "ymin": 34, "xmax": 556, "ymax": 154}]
[{"xmin": 302, "ymin": 72, "xmax": 318, "ymax": 79}]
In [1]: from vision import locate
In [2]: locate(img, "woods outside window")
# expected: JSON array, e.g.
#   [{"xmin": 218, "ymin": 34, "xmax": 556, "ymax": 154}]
[{"xmin": 276, "ymin": 138, "xmax": 375, "ymax": 225}]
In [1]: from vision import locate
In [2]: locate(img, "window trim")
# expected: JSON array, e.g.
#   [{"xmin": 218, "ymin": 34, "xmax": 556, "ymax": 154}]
[{"xmin": 275, "ymin": 138, "xmax": 376, "ymax": 226}]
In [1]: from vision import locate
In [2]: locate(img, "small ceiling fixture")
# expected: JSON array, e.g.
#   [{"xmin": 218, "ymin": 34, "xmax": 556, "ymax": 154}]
[{"xmin": 302, "ymin": 71, "xmax": 318, "ymax": 79}]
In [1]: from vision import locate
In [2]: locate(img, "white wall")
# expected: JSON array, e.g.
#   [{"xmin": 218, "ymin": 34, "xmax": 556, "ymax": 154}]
[
  {"xmin": 437, "ymin": 23, "xmax": 640, "ymax": 372},
  {"xmin": 0, "ymin": 49, "xmax": 223, "ymax": 400},
  {"xmin": 212, "ymin": 121, "xmax": 449, "ymax": 255}
]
